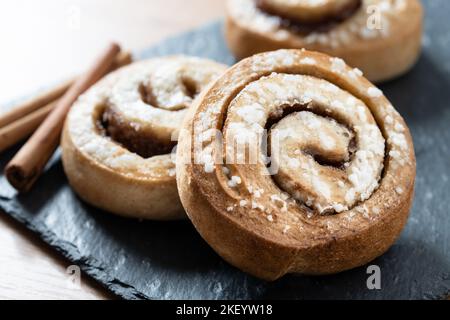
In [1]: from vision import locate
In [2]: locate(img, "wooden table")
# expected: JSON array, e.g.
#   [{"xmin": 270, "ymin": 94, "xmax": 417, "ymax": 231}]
[{"xmin": 0, "ymin": 0, "xmax": 224, "ymax": 300}]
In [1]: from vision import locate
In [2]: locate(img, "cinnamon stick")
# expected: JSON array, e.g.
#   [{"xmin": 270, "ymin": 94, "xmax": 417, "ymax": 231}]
[
  {"xmin": 5, "ymin": 43, "xmax": 121, "ymax": 192},
  {"xmin": 0, "ymin": 51, "xmax": 132, "ymax": 129},
  {"xmin": 0, "ymin": 101, "xmax": 55, "ymax": 153},
  {"xmin": 0, "ymin": 81, "xmax": 71, "ymax": 129},
  {"xmin": 0, "ymin": 51, "xmax": 132, "ymax": 154}
]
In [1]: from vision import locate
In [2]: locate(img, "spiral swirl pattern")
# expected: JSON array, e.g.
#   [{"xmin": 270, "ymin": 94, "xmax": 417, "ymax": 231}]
[
  {"xmin": 225, "ymin": 72, "xmax": 385, "ymax": 214},
  {"xmin": 177, "ymin": 49, "xmax": 415, "ymax": 279},
  {"xmin": 62, "ymin": 56, "xmax": 227, "ymax": 220}
]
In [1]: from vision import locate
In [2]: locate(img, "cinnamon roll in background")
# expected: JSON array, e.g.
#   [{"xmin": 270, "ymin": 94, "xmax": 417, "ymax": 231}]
[
  {"xmin": 61, "ymin": 56, "xmax": 227, "ymax": 220},
  {"xmin": 225, "ymin": 0, "xmax": 423, "ymax": 82},
  {"xmin": 176, "ymin": 49, "xmax": 416, "ymax": 280}
]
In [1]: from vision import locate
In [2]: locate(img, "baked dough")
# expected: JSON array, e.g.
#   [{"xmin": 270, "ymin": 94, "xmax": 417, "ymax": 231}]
[
  {"xmin": 176, "ymin": 49, "xmax": 416, "ymax": 280},
  {"xmin": 62, "ymin": 56, "xmax": 227, "ymax": 220},
  {"xmin": 225, "ymin": 0, "xmax": 423, "ymax": 82},
  {"xmin": 258, "ymin": 0, "xmax": 361, "ymax": 24}
]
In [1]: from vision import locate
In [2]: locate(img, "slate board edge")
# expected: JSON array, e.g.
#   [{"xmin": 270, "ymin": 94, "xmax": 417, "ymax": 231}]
[
  {"xmin": 1, "ymin": 18, "xmax": 449, "ymax": 300},
  {"xmin": 0, "ymin": 22, "xmax": 227, "ymax": 300},
  {"xmin": 0, "ymin": 199, "xmax": 149, "ymax": 300}
]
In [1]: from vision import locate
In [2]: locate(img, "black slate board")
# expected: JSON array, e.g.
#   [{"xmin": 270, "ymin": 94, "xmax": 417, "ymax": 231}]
[{"xmin": 1, "ymin": 1, "xmax": 450, "ymax": 300}]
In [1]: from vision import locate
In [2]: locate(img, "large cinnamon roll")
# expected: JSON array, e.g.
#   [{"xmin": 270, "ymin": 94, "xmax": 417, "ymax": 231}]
[
  {"xmin": 176, "ymin": 50, "xmax": 415, "ymax": 280},
  {"xmin": 225, "ymin": 0, "xmax": 423, "ymax": 82},
  {"xmin": 62, "ymin": 56, "xmax": 227, "ymax": 220}
]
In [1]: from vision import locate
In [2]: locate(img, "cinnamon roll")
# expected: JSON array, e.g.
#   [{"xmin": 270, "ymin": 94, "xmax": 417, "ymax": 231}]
[
  {"xmin": 225, "ymin": 0, "xmax": 423, "ymax": 82},
  {"xmin": 61, "ymin": 56, "xmax": 227, "ymax": 220},
  {"xmin": 176, "ymin": 50, "xmax": 416, "ymax": 280}
]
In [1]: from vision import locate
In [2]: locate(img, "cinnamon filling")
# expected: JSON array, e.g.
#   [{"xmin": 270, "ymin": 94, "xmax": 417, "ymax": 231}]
[
  {"xmin": 221, "ymin": 71, "xmax": 385, "ymax": 215},
  {"xmin": 96, "ymin": 78, "xmax": 203, "ymax": 158},
  {"xmin": 256, "ymin": 0, "xmax": 362, "ymax": 34},
  {"xmin": 265, "ymin": 103, "xmax": 357, "ymax": 170},
  {"xmin": 98, "ymin": 107, "xmax": 176, "ymax": 159}
]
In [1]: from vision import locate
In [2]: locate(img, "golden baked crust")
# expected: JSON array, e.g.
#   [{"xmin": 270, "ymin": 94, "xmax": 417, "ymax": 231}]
[
  {"xmin": 176, "ymin": 49, "xmax": 416, "ymax": 280},
  {"xmin": 225, "ymin": 0, "xmax": 423, "ymax": 83},
  {"xmin": 61, "ymin": 56, "xmax": 227, "ymax": 220}
]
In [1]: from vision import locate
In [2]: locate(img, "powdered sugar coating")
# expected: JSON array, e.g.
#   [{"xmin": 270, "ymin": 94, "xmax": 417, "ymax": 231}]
[
  {"xmin": 66, "ymin": 56, "xmax": 226, "ymax": 178},
  {"xmin": 190, "ymin": 49, "xmax": 413, "ymax": 230},
  {"xmin": 225, "ymin": 73, "xmax": 385, "ymax": 214},
  {"xmin": 227, "ymin": 0, "xmax": 408, "ymax": 47}
]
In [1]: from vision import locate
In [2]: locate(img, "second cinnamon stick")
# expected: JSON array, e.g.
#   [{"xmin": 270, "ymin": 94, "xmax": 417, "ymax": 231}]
[
  {"xmin": 0, "ymin": 51, "xmax": 132, "ymax": 130},
  {"xmin": 0, "ymin": 51, "xmax": 132, "ymax": 154},
  {"xmin": 5, "ymin": 43, "xmax": 121, "ymax": 192},
  {"xmin": 0, "ymin": 101, "xmax": 55, "ymax": 153}
]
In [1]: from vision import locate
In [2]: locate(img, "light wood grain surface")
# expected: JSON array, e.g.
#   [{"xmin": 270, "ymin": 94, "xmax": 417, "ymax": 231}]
[{"xmin": 0, "ymin": 0, "xmax": 224, "ymax": 300}]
